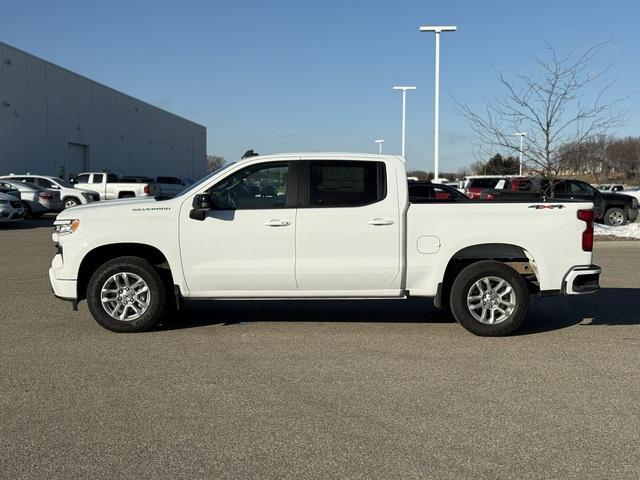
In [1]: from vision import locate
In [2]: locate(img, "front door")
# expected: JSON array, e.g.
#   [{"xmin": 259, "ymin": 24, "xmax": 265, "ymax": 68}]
[
  {"xmin": 180, "ymin": 161, "xmax": 298, "ymax": 296},
  {"xmin": 294, "ymin": 159, "xmax": 402, "ymax": 293}
]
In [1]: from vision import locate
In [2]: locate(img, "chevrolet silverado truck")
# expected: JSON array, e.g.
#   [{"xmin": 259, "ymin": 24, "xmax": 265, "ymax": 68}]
[
  {"xmin": 49, "ymin": 153, "xmax": 601, "ymax": 336},
  {"xmin": 71, "ymin": 172, "xmax": 159, "ymax": 200}
]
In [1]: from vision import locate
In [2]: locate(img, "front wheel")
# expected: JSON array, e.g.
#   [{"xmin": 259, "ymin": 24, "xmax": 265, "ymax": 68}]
[
  {"xmin": 63, "ymin": 197, "xmax": 80, "ymax": 209},
  {"xmin": 21, "ymin": 201, "xmax": 32, "ymax": 218},
  {"xmin": 604, "ymin": 207, "xmax": 626, "ymax": 226},
  {"xmin": 449, "ymin": 261, "xmax": 530, "ymax": 336},
  {"xmin": 86, "ymin": 256, "xmax": 167, "ymax": 332}
]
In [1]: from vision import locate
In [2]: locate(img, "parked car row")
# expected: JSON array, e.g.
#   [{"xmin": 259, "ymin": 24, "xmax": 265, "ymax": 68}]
[{"xmin": 0, "ymin": 172, "xmax": 197, "ymax": 220}]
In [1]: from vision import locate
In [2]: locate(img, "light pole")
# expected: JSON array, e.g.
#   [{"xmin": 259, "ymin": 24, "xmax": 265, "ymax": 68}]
[
  {"xmin": 374, "ymin": 139, "xmax": 385, "ymax": 155},
  {"xmin": 514, "ymin": 132, "xmax": 527, "ymax": 175},
  {"xmin": 392, "ymin": 86, "xmax": 416, "ymax": 157},
  {"xmin": 420, "ymin": 25, "xmax": 457, "ymax": 180}
]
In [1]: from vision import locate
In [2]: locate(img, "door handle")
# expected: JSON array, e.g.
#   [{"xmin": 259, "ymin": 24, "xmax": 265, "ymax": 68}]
[
  {"xmin": 368, "ymin": 218, "xmax": 394, "ymax": 226},
  {"xmin": 264, "ymin": 219, "xmax": 291, "ymax": 227}
]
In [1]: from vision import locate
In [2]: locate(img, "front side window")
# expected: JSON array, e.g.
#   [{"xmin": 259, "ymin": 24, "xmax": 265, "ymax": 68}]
[
  {"xmin": 309, "ymin": 161, "xmax": 386, "ymax": 207},
  {"xmin": 92, "ymin": 174, "xmax": 104, "ymax": 184},
  {"xmin": 570, "ymin": 181, "xmax": 594, "ymax": 196},
  {"xmin": 209, "ymin": 163, "xmax": 289, "ymax": 210}
]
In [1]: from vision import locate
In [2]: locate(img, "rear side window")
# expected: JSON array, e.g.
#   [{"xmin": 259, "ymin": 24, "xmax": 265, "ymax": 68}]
[
  {"xmin": 309, "ymin": 161, "xmax": 386, "ymax": 207},
  {"xmin": 468, "ymin": 179, "xmax": 499, "ymax": 189},
  {"xmin": 36, "ymin": 178, "xmax": 54, "ymax": 188}
]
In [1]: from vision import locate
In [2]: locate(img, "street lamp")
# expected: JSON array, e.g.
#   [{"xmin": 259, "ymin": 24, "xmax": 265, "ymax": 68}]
[
  {"xmin": 420, "ymin": 25, "xmax": 457, "ymax": 181},
  {"xmin": 374, "ymin": 139, "xmax": 385, "ymax": 154},
  {"xmin": 514, "ymin": 132, "xmax": 527, "ymax": 175},
  {"xmin": 392, "ymin": 86, "xmax": 416, "ymax": 157}
]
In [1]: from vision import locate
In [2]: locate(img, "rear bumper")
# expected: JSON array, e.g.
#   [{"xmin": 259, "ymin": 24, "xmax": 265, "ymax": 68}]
[{"xmin": 562, "ymin": 265, "xmax": 601, "ymax": 295}]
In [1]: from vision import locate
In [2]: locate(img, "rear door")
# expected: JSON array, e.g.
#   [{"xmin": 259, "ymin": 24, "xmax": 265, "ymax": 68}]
[{"xmin": 294, "ymin": 159, "xmax": 402, "ymax": 293}]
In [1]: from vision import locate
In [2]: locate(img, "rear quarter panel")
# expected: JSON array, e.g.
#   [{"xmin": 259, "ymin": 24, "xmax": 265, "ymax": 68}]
[{"xmin": 406, "ymin": 202, "xmax": 594, "ymax": 295}]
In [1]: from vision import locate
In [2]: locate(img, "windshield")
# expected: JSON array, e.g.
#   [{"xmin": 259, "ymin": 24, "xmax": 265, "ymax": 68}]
[{"xmin": 172, "ymin": 163, "xmax": 236, "ymax": 198}]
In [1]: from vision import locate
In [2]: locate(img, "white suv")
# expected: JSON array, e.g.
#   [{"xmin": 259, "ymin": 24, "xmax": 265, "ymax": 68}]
[{"xmin": 1, "ymin": 174, "xmax": 100, "ymax": 209}]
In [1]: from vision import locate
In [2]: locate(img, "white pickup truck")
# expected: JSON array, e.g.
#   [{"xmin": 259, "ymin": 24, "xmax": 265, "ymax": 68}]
[
  {"xmin": 71, "ymin": 172, "xmax": 159, "ymax": 200},
  {"xmin": 49, "ymin": 153, "xmax": 601, "ymax": 336}
]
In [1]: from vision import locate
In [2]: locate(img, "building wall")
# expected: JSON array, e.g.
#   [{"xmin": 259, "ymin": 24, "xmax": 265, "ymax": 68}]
[{"xmin": 0, "ymin": 42, "xmax": 206, "ymax": 179}]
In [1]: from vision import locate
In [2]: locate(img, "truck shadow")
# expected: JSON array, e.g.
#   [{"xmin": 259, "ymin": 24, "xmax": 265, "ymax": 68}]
[
  {"xmin": 155, "ymin": 288, "xmax": 640, "ymax": 334},
  {"xmin": 0, "ymin": 216, "xmax": 55, "ymax": 230},
  {"xmin": 520, "ymin": 287, "xmax": 640, "ymax": 334}
]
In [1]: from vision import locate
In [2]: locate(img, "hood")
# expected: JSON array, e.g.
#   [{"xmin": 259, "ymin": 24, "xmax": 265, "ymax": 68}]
[
  {"xmin": 601, "ymin": 192, "xmax": 635, "ymax": 204},
  {"xmin": 59, "ymin": 196, "xmax": 162, "ymax": 217}
]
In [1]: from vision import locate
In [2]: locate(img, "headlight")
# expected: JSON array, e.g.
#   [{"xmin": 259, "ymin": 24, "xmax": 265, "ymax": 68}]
[
  {"xmin": 53, "ymin": 219, "xmax": 80, "ymax": 235},
  {"xmin": 81, "ymin": 192, "xmax": 92, "ymax": 199}
]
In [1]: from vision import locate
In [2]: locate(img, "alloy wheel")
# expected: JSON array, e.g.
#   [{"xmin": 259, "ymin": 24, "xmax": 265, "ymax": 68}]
[
  {"xmin": 466, "ymin": 276, "xmax": 516, "ymax": 325},
  {"xmin": 100, "ymin": 272, "xmax": 151, "ymax": 322}
]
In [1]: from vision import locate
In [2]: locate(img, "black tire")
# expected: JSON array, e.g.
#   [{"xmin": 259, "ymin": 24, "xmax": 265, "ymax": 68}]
[
  {"xmin": 63, "ymin": 196, "xmax": 80, "ymax": 209},
  {"xmin": 86, "ymin": 256, "xmax": 167, "ymax": 332},
  {"xmin": 21, "ymin": 201, "xmax": 32, "ymax": 218},
  {"xmin": 449, "ymin": 260, "xmax": 530, "ymax": 336},
  {"xmin": 604, "ymin": 207, "xmax": 626, "ymax": 226}
]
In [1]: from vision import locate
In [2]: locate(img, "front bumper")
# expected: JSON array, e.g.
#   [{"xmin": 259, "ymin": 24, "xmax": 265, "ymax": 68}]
[
  {"xmin": 49, "ymin": 255, "xmax": 77, "ymax": 299},
  {"xmin": 562, "ymin": 265, "xmax": 601, "ymax": 295}
]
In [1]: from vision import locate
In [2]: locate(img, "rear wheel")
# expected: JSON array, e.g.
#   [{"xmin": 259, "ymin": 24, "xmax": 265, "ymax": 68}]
[
  {"xmin": 604, "ymin": 207, "xmax": 626, "ymax": 226},
  {"xmin": 450, "ymin": 261, "xmax": 529, "ymax": 336},
  {"xmin": 87, "ymin": 256, "xmax": 167, "ymax": 332}
]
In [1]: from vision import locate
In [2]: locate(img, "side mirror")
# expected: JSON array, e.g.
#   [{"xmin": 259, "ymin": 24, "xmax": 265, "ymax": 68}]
[{"xmin": 190, "ymin": 193, "xmax": 212, "ymax": 221}]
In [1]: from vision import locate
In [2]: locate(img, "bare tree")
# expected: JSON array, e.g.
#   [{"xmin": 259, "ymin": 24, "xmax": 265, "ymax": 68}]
[
  {"xmin": 456, "ymin": 42, "xmax": 629, "ymax": 191},
  {"xmin": 607, "ymin": 136, "xmax": 640, "ymax": 182},
  {"xmin": 206, "ymin": 155, "xmax": 225, "ymax": 173}
]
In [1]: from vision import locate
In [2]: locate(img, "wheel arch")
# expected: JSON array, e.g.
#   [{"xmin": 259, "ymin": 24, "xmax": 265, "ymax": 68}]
[
  {"xmin": 62, "ymin": 195, "xmax": 81, "ymax": 204},
  {"xmin": 77, "ymin": 243, "xmax": 175, "ymax": 301},
  {"xmin": 435, "ymin": 243, "xmax": 536, "ymax": 309}
]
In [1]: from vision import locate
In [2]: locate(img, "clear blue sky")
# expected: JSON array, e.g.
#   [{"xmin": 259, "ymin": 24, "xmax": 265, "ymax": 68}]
[{"xmin": 3, "ymin": 0, "xmax": 639, "ymax": 172}]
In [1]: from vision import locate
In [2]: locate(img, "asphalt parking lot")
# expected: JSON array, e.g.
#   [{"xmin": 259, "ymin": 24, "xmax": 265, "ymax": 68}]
[{"xmin": 1, "ymin": 218, "xmax": 639, "ymax": 480}]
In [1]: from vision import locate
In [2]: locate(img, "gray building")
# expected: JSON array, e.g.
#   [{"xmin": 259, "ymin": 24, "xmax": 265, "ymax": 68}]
[{"xmin": 0, "ymin": 41, "xmax": 206, "ymax": 180}]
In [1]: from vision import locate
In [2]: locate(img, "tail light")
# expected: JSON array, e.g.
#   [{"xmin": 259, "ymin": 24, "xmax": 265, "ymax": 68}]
[
  {"xmin": 144, "ymin": 185, "xmax": 149, "ymax": 194},
  {"xmin": 39, "ymin": 192, "xmax": 54, "ymax": 200},
  {"xmin": 577, "ymin": 209, "xmax": 594, "ymax": 252}
]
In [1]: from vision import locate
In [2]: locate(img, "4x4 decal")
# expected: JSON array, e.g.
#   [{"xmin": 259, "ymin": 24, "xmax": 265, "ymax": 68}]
[{"xmin": 528, "ymin": 204, "xmax": 565, "ymax": 209}]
